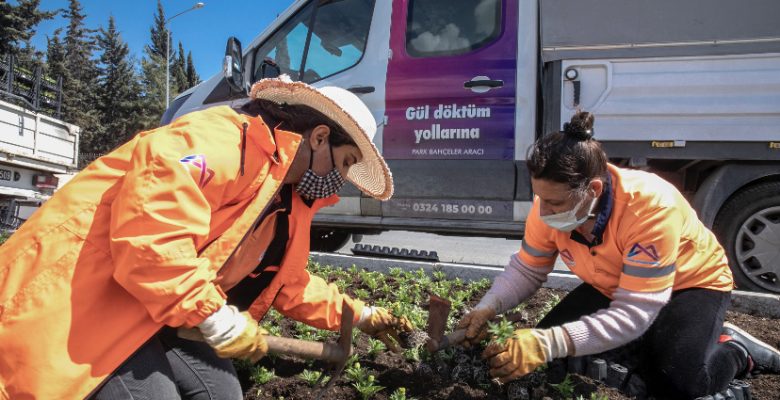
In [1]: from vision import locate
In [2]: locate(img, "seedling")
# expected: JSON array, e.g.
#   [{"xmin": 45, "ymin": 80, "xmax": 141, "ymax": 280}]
[
  {"xmin": 352, "ymin": 288, "xmax": 370, "ymax": 300},
  {"xmin": 298, "ymin": 369, "xmax": 329, "ymax": 387},
  {"xmin": 250, "ymin": 366, "xmax": 276, "ymax": 385},
  {"xmin": 366, "ymin": 337, "xmax": 386, "ymax": 359},
  {"xmin": 551, "ymin": 374, "xmax": 575, "ymax": 398},
  {"xmin": 352, "ymin": 374, "xmax": 384, "ymax": 400},
  {"xmin": 487, "ymin": 317, "xmax": 515, "ymax": 346},
  {"xmin": 389, "ymin": 387, "xmax": 417, "ymax": 400},
  {"xmin": 577, "ymin": 394, "xmax": 609, "ymax": 400},
  {"xmin": 260, "ymin": 321, "xmax": 282, "ymax": 337},
  {"xmin": 346, "ymin": 361, "xmax": 367, "ymax": 383}
]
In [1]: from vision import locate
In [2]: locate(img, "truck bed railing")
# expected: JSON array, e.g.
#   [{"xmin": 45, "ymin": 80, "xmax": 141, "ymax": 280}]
[{"xmin": 0, "ymin": 54, "xmax": 63, "ymax": 119}]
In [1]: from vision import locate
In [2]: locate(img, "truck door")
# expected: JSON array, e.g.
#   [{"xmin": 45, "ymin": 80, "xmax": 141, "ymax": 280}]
[
  {"xmin": 382, "ymin": 0, "xmax": 521, "ymax": 230},
  {"xmin": 248, "ymin": 0, "xmax": 389, "ymax": 210}
]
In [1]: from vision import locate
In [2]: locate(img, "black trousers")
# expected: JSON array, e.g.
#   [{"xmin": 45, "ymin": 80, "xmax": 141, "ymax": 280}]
[{"xmin": 537, "ymin": 284, "xmax": 745, "ymax": 399}]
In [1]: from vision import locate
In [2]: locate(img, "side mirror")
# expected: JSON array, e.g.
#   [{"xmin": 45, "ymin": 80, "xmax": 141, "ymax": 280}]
[
  {"xmin": 223, "ymin": 37, "xmax": 246, "ymax": 94},
  {"xmin": 259, "ymin": 58, "xmax": 281, "ymax": 79}
]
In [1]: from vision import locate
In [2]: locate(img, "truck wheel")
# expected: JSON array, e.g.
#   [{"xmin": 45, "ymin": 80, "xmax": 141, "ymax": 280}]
[
  {"xmin": 713, "ymin": 181, "xmax": 780, "ymax": 294},
  {"xmin": 310, "ymin": 228, "xmax": 351, "ymax": 252}
]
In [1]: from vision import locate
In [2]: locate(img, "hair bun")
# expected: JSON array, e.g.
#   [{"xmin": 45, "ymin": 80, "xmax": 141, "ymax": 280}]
[{"xmin": 564, "ymin": 111, "xmax": 595, "ymax": 140}]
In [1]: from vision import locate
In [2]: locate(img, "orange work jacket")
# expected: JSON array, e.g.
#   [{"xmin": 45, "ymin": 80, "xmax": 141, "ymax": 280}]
[{"xmin": 0, "ymin": 106, "xmax": 363, "ymax": 400}]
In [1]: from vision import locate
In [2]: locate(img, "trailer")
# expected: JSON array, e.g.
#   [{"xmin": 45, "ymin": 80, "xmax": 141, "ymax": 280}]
[{"xmin": 0, "ymin": 55, "xmax": 79, "ymax": 230}]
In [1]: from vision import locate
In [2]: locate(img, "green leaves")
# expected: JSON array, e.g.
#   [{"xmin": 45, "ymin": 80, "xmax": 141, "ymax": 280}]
[
  {"xmin": 487, "ymin": 317, "xmax": 515, "ymax": 346},
  {"xmin": 250, "ymin": 366, "xmax": 276, "ymax": 385},
  {"xmin": 298, "ymin": 369, "xmax": 329, "ymax": 387}
]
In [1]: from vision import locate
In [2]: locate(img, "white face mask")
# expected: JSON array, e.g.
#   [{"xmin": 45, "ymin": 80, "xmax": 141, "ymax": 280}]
[{"xmin": 540, "ymin": 193, "xmax": 598, "ymax": 232}]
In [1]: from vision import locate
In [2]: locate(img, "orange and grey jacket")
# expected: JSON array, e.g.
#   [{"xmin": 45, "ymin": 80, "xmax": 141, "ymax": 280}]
[{"xmin": 0, "ymin": 106, "xmax": 363, "ymax": 400}]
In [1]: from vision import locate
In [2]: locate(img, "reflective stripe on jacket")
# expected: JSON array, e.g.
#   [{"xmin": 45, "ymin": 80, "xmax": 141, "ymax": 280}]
[{"xmin": 0, "ymin": 105, "xmax": 363, "ymax": 399}]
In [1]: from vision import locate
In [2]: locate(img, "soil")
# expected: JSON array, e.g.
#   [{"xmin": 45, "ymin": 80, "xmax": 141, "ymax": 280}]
[{"xmin": 237, "ymin": 266, "xmax": 780, "ymax": 400}]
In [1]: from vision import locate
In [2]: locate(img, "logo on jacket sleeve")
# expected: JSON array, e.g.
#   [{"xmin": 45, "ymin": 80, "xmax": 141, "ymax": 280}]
[
  {"xmin": 180, "ymin": 154, "xmax": 215, "ymax": 188},
  {"xmin": 627, "ymin": 243, "xmax": 660, "ymax": 265}
]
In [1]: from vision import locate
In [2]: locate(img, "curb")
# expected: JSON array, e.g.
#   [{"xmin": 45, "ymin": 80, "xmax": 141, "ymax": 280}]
[{"xmin": 310, "ymin": 252, "xmax": 780, "ymax": 319}]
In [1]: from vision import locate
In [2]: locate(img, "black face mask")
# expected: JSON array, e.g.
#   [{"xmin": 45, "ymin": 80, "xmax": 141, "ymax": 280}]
[{"xmin": 295, "ymin": 143, "xmax": 346, "ymax": 200}]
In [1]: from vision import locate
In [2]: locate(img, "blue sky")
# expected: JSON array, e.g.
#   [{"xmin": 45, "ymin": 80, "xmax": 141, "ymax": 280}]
[{"xmin": 30, "ymin": 0, "xmax": 297, "ymax": 78}]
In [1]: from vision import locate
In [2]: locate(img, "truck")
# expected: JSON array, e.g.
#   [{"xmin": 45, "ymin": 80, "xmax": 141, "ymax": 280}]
[
  {"xmin": 0, "ymin": 54, "xmax": 80, "ymax": 230},
  {"xmin": 161, "ymin": 0, "xmax": 780, "ymax": 293}
]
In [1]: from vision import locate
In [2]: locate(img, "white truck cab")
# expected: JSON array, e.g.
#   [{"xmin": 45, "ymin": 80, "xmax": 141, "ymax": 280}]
[{"xmin": 164, "ymin": 0, "xmax": 780, "ymax": 293}]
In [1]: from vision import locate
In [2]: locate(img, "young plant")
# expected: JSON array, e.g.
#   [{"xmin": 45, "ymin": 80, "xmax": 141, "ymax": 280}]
[
  {"xmin": 352, "ymin": 288, "xmax": 370, "ymax": 300},
  {"xmin": 550, "ymin": 374, "xmax": 575, "ymax": 398},
  {"xmin": 298, "ymin": 369, "xmax": 329, "ymax": 387},
  {"xmin": 250, "ymin": 366, "xmax": 276, "ymax": 385},
  {"xmin": 352, "ymin": 374, "xmax": 384, "ymax": 400},
  {"xmin": 487, "ymin": 317, "xmax": 515, "ymax": 346},
  {"xmin": 576, "ymin": 394, "xmax": 609, "ymax": 400},
  {"xmin": 389, "ymin": 387, "xmax": 417, "ymax": 400},
  {"xmin": 345, "ymin": 362, "xmax": 367, "ymax": 383},
  {"xmin": 403, "ymin": 346, "xmax": 422, "ymax": 363},
  {"xmin": 366, "ymin": 337, "xmax": 386, "ymax": 359},
  {"xmin": 260, "ymin": 321, "xmax": 282, "ymax": 337}
]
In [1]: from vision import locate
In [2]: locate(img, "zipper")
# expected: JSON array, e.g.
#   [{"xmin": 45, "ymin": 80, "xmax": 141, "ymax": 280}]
[{"xmin": 218, "ymin": 141, "xmax": 303, "ymax": 272}]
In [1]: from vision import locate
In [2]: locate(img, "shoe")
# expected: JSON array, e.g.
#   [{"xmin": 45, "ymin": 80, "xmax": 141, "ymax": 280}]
[{"xmin": 720, "ymin": 322, "xmax": 780, "ymax": 374}]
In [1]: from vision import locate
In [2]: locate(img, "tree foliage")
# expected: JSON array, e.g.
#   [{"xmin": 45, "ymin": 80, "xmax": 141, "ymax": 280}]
[{"xmin": 3, "ymin": 0, "xmax": 202, "ymax": 167}]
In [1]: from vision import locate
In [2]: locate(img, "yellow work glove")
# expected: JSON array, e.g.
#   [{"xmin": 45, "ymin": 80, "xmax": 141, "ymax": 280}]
[
  {"xmin": 357, "ymin": 306, "xmax": 414, "ymax": 352},
  {"xmin": 181, "ymin": 304, "xmax": 269, "ymax": 363},
  {"xmin": 482, "ymin": 327, "xmax": 570, "ymax": 384},
  {"xmin": 456, "ymin": 307, "xmax": 496, "ymax": 348}
]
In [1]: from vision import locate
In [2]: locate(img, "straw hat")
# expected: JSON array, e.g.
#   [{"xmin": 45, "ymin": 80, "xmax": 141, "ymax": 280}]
[{"xmin": 249, "ymin": 76, "xmax": 393, "ymax": 201}]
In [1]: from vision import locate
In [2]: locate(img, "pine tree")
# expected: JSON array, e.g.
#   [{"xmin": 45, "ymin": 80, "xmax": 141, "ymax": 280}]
[
  {"xmin": 0, "ymin": 0, "xmax": 55, "ymax": 56},
  {"xmin": 62, "ymin": 0, "xmax": 100, "ymax": 163},
  {"xmin": 186, "ymin": 51, "xmax": 200, "ymax": 88},
  {"xmin": 174, "ymin": 41, "xmax": 188, "ymax": 93},
  {"xmin": 140, "ymin": 0, "xmax": 170, "ymax": 128},
  {"xmin": 91, "ymin": 15, "xmax": 143, "ymax": 160}
]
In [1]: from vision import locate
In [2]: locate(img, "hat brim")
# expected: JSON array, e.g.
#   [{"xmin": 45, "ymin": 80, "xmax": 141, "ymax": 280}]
[{"xmin": 250, "ymin": 78, "xmax": 393, "ymax": 201}]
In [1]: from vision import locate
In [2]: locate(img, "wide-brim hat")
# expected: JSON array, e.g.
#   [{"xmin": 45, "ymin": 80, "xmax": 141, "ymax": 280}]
[{"xmin": 249, "ymin": 76, "xmax": 393, "ymax": 201}]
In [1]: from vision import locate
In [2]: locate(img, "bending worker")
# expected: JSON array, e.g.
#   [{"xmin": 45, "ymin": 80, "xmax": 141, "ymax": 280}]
[
  {"xmin": 458, "ymin": 111, "xmax": 780, "ymax": 398},
  {"xmin": 0, "ymin": 76, "xmax": 412, "ymax": 400}
]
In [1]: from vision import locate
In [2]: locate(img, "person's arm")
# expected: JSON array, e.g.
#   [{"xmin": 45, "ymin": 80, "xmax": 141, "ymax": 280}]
[
  {"xmin": 110, "ymin": 116, "xmax": 249, "ymax": 328},
  {"xmin": 563, "ymin": 205, "xmax": 681, "ymax": 356},
  {"xmin": 476, "ymin": 253, "xmax": 554, "ymax": 314},
  {"xmin": 460, "ymin": 199, "xmax": 557, "ymax": 345},
  {"xmin": 272, "ymin": 269, "xmax": 365, "ymax": 331}
]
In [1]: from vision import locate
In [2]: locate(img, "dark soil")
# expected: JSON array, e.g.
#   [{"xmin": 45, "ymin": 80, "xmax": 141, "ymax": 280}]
[{"xmin": 237, "ymin": 266, "xmax": 780, "ymax": 400}]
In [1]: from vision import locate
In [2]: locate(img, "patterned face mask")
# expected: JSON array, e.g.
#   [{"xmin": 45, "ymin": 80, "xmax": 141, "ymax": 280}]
[{"xmin": 295, "ymin": 144, "xmax": 346, "ymax": 200}]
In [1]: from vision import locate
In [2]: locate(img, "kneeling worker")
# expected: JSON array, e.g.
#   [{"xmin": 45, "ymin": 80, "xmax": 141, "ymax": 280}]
[
  {"xmin": 0, "ymin": 76, "xmax": 411, "ymax": 400},
  {"xmin": 458, "ymin": 111, "xmax": 780, "ymax": 398}
]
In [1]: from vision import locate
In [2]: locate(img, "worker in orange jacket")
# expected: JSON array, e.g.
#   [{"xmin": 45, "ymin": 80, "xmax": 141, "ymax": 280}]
[{"xmin": 0, "ymin": 76, "xmax": 411, "ymax": 400}]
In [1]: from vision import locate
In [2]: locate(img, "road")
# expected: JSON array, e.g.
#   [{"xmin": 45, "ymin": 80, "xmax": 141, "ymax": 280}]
[{"xmin": 333, "ymin": 230, "xmax": 568, "ymax": 271}]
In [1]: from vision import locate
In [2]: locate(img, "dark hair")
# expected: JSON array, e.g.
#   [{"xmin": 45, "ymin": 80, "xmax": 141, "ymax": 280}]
[
  {"xmin": 527, "ymin": 111, "xmax": 607, "ymax": 191},
  {"xmin": 238, "ymin": 99, "xmax": 356, "ymax": 147}
]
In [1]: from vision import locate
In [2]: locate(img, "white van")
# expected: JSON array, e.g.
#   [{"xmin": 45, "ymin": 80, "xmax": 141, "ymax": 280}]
[{"xmin": 163, "ymin": 0, "xmax": 780, "ymax": 293}]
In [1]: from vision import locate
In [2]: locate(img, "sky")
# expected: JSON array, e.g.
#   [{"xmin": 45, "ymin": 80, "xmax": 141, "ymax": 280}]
[{"xmin": 29, "ymin": 0, "xmax": 298, "ymax": 78}]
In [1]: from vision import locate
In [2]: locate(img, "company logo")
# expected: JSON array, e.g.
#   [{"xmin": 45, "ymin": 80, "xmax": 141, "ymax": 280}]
[
  {"xmin": 180, "ymin": 154, "xmax": 215, "ymax": 188},
  {"xmin": 627, "ymin": 243, "xmax": 660, "ymax": 264},
  {"xmin": 560, "ymin": 249, "xmax": 576, "ymax": 267}
]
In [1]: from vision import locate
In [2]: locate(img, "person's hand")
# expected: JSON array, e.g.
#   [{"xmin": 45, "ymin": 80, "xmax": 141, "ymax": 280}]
[
  {"xmin": 180, "ymin": 305, "xmax": 269, "ymax": 363},
  {"xmin": 357, "ymin": 306, "xmax": 414, "ymax": 352},
  {"xmin": 456, "ymin": 307, "xmax": 496, "ymax": 348},
  {"xmin": 482, "ymin": 327, "xmax": 570, "ymax": 384}
]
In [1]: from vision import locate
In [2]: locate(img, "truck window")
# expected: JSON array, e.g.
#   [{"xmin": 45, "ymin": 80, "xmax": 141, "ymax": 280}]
[
  {"xmin": 406, "ymin": 0, "xmax": 502, "ymax": 58},
  {"xmin": 252, "ymin": 0, "xmax": 375, "ymax": 84}
]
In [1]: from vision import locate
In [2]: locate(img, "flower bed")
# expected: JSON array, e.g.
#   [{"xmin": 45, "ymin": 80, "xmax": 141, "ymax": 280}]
[{"xmin": 237, "ymin": 263, "xmax": 780, "ymax": 399}]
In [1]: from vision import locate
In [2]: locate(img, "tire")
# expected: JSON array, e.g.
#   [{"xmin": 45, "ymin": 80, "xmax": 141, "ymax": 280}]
[
  {"xmin": 310, "ymin": 228, "xmax": 351, "ymax": 252},
  {"xmin": 713, "ymin": 181, "xmax": 780, "ymax": 294}
]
